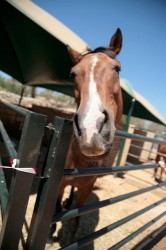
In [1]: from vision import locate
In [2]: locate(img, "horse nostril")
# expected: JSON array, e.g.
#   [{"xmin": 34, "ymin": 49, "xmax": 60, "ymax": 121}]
[
  {"xmin": 99, "ymin": 110, "xmax": 109, "ymax": 133},
  {"xmin": 74, "ymin": 113, "xmax": 82, "ymax": 136},
  {"xmin": 103, "ymin": 110, "xmax": 109, "ymax": 124}
]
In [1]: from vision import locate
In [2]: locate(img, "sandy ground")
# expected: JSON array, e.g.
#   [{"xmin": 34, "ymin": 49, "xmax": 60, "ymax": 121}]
[{"xmin": 16, "ymin": 166, "xmax": 166, "ymax": 250}]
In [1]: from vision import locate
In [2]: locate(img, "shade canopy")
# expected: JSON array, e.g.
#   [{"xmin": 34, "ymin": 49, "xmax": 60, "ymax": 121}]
[
  {"xmin": 0, "ymin": 0, "xmax": 166, "ymax": 126},
  {"xmin": 120, "ymin": 80, "xmax": 166, "ymax": 126},
  {"xmin": 0, "ymin": 0, "xmax": 88, "ymax": 85}
]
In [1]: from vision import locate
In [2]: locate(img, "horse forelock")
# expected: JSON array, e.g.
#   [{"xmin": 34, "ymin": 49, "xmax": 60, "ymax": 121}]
[
  {"xmin": 76, "ymin": 47, "xmax": 116, "ymax": 62},
  {"xmin": 91, "ymin": 47, "xmax": 116, "ymax": 59},
  {"xmin": 80, "ymin": 47, "xmax": 116, "ymax": 61}
]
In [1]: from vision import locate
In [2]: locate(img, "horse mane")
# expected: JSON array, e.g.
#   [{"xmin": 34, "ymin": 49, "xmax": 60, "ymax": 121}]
[
  {"xmin": 84, "ymin": 46, "xmax": 116, "ymax": 59},
  {"xmin": 72, "ymin": 46, "xmax": 116, "ymax": 63}
]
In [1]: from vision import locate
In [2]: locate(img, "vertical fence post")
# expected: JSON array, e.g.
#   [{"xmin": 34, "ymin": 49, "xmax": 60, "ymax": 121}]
[
  {"xmin": 18, "ymin": 85, "xmax": 26, "ymax": 106},
  {"xmin": 0, "ymin": 158, "xmax": 8, "ymax": 217},
  {"xmin": 116, "ymin": 98, "xmax": 136, "ymax": 167},
  {"xmin": 0, "ymin": 112, "xmax": 46, "ymax": 250},
  {"xmin": 26, "ymin": 117, "xmax": 73, "ymax": 250}
]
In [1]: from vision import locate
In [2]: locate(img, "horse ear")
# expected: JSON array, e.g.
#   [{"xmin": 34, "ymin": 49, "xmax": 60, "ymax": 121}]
[
  {"xmin": 109, "ymin": 28, "xmax": 122, "ymax": 55},
  {"xmin": 67, "ymin": 46, "xmax": 82, "ymax": 64}
]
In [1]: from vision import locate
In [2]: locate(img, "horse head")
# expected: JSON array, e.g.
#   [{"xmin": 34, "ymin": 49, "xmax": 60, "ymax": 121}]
[{"xmin": 68, "ymin": 28, "xmax": 123, "ymax": 157}]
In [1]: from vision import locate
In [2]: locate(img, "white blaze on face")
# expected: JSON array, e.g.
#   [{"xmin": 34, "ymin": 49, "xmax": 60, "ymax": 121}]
[{"xmin": 82, "ymin": 55, "xmax": 104, "ymax": 143}]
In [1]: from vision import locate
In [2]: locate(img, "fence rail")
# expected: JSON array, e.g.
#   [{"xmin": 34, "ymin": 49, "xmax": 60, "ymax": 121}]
[
  {"xmin": 0, "ymin": 120, "xmax": 17, "ymax": 158},
  {"xmin": 63, "ymin": 163, "xmax": 159, "ymax": 177},
  {"xmin": 52, "ymin": 181, "xmax": 166, "ymax": 223},
  {"xmin": 110, "ymin": 211, "xmax": 166, "ymax": 250},
  {"xmin": 61, "ymin": 197, "xmax": 166, "ymax": 250},
  {"xmin": 130, "ymin": 143, "xmax": 166, "ymax": 157},
  {"xmin": 115, "ymin": 130, "xmax": 166, "ymax": 144}
]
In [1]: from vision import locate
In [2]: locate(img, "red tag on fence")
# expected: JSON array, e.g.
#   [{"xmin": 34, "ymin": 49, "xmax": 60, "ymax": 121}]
[{"xmin": 0, "ymin": 158, "xmax": 37, "ymax": 174}]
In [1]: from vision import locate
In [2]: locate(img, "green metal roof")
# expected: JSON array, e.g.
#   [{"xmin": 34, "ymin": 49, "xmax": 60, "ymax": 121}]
[
  {"xmin": 0, "ymin": 0, "xmax": 166, "ymax": 126},
  {"xmin": 120, "ymin": 79, "xmax": 166, "ymax": 126},
  {"xmin": 0, "ymin": 0, "xmax": 88, "ymax": 85}
]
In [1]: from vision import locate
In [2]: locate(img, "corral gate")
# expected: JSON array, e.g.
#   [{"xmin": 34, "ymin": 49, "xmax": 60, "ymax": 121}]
[{"xmin": 0, "ymin": 101, "xmax": 166, "ymax": 250}]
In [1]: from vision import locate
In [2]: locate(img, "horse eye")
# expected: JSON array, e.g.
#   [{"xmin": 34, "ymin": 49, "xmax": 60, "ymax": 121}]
[
  {"xmin": 69, "ymin": 72, "xmax": 76, "ymax": 79},
  {"xmin": 114, "ymin": 66, "xmax": 121, "ymax": 74}
]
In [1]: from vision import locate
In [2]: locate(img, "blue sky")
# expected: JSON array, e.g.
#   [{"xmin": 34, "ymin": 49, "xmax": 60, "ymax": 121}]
[{"xmin": 32, "ymin": 0, "xmax": 166, "ymax": 119}]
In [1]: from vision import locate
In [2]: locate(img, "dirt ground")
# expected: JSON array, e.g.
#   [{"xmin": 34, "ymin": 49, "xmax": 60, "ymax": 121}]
[{"xmin": 19, "ymin": 166, "xmax": 166, "ymax": 250}]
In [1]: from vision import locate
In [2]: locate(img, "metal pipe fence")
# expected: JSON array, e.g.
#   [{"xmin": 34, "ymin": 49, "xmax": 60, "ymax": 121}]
[
  {"xmin": 110, "ymin": 211, "xmax": 166, "ymax": 250},
  {"xmin": 0, "ymin": 120, "xmax": 17, "ymax": 159},
  {"xmin": 0, "ymin": 102, "xmax": 46, "ymax": 249},
  {"xmin": 115, "ymin": 130, "xmax": 166, "ymax": 144},
  {"xmin": 63, "ymin": 163, "xmax": 159, "ymax": 177},
  {"xmin": 0, "ymin": 100, "xmax": 31, "ymax": 116},
  {"xmin": 54, "ymin": 125, "xmax": 166, "ymax": 250},
  {"xmin": 52, "ymin": 181, "xmax": 166, "ymax": 223},
  {"xmin": 61, "ymin": 197, "xmax": 166, "ymax": 250},
  {"xmin": 0, "ymin": 102, "xmax": 166, "ymax": 250},
  {"xmin": 130, "ymin": 143, "xmax": 166, "ymax": 157},
  {"xmin": 45, "ymin": 122, "xmax": 166, "ymax": 250},
  {"xmin": 0, "ymin": 158, "xmax": 8, "ymax": 217},
  {"xmin": 134, "ymin": 222, "xmax": 166, "ymax": 250}
]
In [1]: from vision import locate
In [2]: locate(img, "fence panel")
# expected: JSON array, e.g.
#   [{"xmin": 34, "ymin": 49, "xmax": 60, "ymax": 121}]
[
  {"xmin": 60, "ymin": 197, "xmax": 166, "ymax": 250},
  {"xmin": 48, "ymin": 126, "xmax": 166, "ymax": 249},
  {"xmin": 26, "ymin": 117, "xmax": 73, "ymax": 250},
  {"xmin": 0, "ymin": 103, "xmax": 166, "ymax": 250},
  {"xmin": 0, "ymin": 103, "xmax": 46, "ymax": 250}
]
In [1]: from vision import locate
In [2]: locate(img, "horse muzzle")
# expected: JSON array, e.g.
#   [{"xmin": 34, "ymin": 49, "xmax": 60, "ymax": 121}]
[{"xmin": 73, "ymin": 110, "xmax": 115, "ymax": 157}]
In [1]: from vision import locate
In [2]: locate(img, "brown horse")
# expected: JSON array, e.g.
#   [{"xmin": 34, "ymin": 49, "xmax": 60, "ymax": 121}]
[
  {"xmin": 154, "ymin": 144, "xmax": 166, "ymax": 181},
  {"xmin": 50, "ymin": 28, "xmax": 123, "ymax": 240}
]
